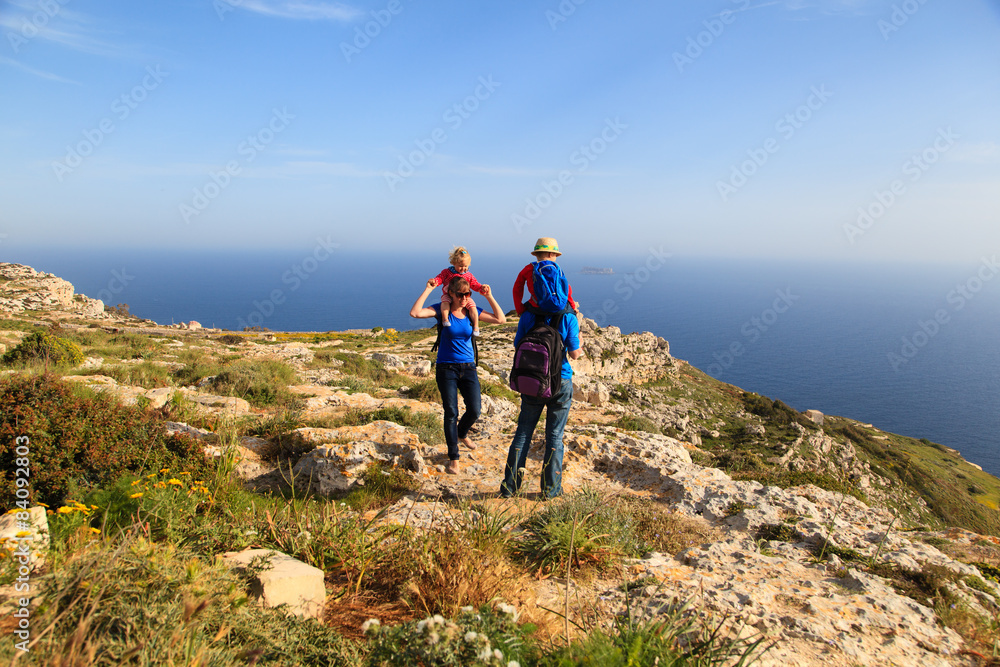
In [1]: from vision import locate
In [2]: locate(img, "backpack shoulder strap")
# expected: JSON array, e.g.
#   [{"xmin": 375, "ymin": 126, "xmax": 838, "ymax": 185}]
[{"xmin": 430, "ymin": 313, "xmax": 443, "ymax": 367}]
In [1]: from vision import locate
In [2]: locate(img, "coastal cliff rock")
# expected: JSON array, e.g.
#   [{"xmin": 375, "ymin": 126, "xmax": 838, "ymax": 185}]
[
  {"xmin": 3, "ymin": 262, "xmax": 999, "ymax": 666},
  {"xmin": 0, "ymin": 263, "xmax": 104, "ymax": 317}
]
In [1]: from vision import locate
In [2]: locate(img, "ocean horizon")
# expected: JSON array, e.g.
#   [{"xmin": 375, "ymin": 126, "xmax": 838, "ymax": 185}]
[{"xmin": 4, "ymin": 247, "xmax": 999, "ymax": 480}]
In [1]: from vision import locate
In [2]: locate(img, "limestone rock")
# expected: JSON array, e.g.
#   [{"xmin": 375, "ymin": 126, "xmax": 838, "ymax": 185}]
[
  {"xmin": 74, "ymin": 295, "xmax": 104, "ymax": 317},
  {"xmin": 291, "ymin": 438, "xmax": 427, "ymax": 496},
  {"xmin": 0, "ymin": 507, "xmax": 49, "ymax": 571},
  {"xmin": 573, "ymin": 377, "xmax": 611, "ymax": 406},
  {"xmin": 287, "ymin": 386, "xmax": 434, "ymax": 418},
  {"xmin": 409, "ymin": 360, "xmax": 432, "ymax": 377},
  {"xmin": 220, "ymin": 549, "xmax": 325, "ymax": 619},
  {"xmin": 287, "ymin": 421, "xmax": 425, "ymax": 495},
  {"xmin": 0, "ymin": 263, "xmax": 75, "ymax": 314},
  {"xmin": 371, "ymin": 352, "xmax": 404, "ymax": 368},
  {"xmin": 288, "ymin": 421, "xmax": 421, "ymax": 449},
  {"xmin": 804, "ymin": 409, "xmax": 824, "ymax": 425}
]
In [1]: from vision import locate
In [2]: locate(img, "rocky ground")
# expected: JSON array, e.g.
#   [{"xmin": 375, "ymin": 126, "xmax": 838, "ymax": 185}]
[{"xmin": 2, "ymin": 261, "xmax": 999, "ymax": 666}]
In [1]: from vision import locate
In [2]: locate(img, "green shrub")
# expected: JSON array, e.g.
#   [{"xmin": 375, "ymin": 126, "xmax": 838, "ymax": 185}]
[
  {"xmin": 611, "ymin": 415, "xmax": 661, "ymax": 435},
  {"xmin": 333, "ymin": 352, "xmax": 406, "ymax": 389},
  {"xmin": 406, "ymin": 378, "xmax": 442, "ymax": 403},
  {"xmin": 480, "ymin": 379, "xmax": 518, "ymax": 403},
  {"xmin": 207, "ymin": 359, "xmax": 302, "ymax": 408},
  {"xmin": 78, "ymin": 331, "xmax": 161, "ymax": 360},
  {"xmin": 539, "ymin": 598, "xmax": 768, "ymax": 666},
  {"xmin": 0, "ymin": 374, "xmax": 213, "ymax": 508},
  {"xmin": 336, "ymin": 352, "xmax": 392, "ymax": 382},
  {"xmin": 2, "ymin": 331, "xmax": 83, "ymax": 367},
  {"xmin": 512, "ymin": 490, "xmax": 647, "ymax": 576},
  {"xmin": 741, "ymin": 392, "xmax": 804, "ymax": 426},
  {"xmin": 342, "ymin": 462, "xmax": 421, "ymax": 511},
  {"xmin": 309, "ymin": 348, "xmax": 342, "ymax": 368},
  {"xmin": 335, "ymin": 406, "xmax": 442, "ymax": 446},
  {"xmin": 76, "ymin": 361, "xmax": 172, "ymax": 389}
]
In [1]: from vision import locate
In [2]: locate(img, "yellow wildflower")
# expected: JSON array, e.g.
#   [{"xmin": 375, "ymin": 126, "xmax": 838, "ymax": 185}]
[
  {"xmin": 57, "ymin": 506, "xmax": 74, "ymax": 514},
  {"xmin": 14, "ymin": 531, "xmax": 31, "ymax": 538},
  {"xmin": 130, "ymin": 492, "xmax": 143, "ymax": 499},
  {"xmin": 167, "ymin": 479, "xmax": 183, "ymax": 486}
]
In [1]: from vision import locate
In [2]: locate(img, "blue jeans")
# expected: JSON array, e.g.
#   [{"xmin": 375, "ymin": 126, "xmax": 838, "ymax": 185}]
[
  {"xmin": 500, "ymin": 377, "xmax": 573, "ymax": 499},
  {"xmin": 435, "ymin": 363, "xmax": 481, "ymax": 461}
]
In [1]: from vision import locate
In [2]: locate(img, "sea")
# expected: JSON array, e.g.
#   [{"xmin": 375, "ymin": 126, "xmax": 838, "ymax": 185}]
[{"xmin": 7, "ymin": 247, "xmax": 1000, "ymax": 479}]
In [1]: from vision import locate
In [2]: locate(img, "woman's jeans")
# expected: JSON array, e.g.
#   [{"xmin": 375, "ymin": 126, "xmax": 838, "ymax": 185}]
[
  {"xmin": 500, "ymin": 378, "xmax": 573, "ymax": 499},
  {"xmin": 435, "ymin": 362, "xmax": 481, "ymax": 461}
]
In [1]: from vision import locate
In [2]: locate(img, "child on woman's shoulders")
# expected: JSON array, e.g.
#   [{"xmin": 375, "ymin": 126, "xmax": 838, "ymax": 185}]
[{"xmin": 427, "ymin": 246, "xmax": 491, "ymax": 336}]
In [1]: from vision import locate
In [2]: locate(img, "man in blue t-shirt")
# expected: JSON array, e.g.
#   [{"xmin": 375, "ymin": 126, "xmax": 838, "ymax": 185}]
[{"xmin": 500, "ymin": 308, "xmax": 582, "ymax": 499}]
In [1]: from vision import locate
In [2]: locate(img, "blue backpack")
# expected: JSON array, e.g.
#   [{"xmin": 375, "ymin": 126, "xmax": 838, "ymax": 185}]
[{"xmin": 532, "ymin": 260, "xmax": 569, "ymax": 313}]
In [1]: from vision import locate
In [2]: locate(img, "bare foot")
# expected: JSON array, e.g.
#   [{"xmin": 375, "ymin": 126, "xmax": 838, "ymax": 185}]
[
  {"xmin": 460, "ymin": 436, "xmax": 477, "ymax": 450},
  {"xmin": 445, "ymin": 460, "xmax": 459, "ymax": 474}
]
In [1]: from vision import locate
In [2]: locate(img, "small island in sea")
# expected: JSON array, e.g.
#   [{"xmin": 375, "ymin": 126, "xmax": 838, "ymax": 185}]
[{"xmin": 580, "ymin": 266, "xmax": 614, "ymax": 275}]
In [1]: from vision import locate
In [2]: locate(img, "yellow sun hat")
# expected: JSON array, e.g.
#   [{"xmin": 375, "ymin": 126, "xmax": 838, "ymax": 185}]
[{"xmin": 531, "ymin": 237, "xmax": 561, "ymax": 256}]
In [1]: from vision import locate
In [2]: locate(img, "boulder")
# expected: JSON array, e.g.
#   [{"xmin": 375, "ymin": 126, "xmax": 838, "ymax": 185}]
[
  {"xmin": 804, "ymin": 409, "xmax": 824, "ymax": 425},
  {"xmin": 573, "ymin": 378, "xmax": 610, "ymax": 406},
  {"xmin": 292, "ymin": 440, "xmax": 427, "ymax": 496},
  {"xmin": 409, "ymin": 360, "xmax": 432, "ymax": 377},
  {"xmin": 371, "ymin": 352, "xmax": 405, "ymax": 368},
  {"xmin": 288, "ymin": 421, "xmax": 421, "ymax": 449},
  {"xmin": 220, "ymin": 549, "xmax": 325, "ymax": 619},
  {"xmin": 75, "ymin": 295, "xmax": 104, "ymax": 317}
]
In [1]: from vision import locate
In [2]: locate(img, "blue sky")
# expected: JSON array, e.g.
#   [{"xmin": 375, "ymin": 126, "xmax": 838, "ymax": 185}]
[{"xmin": 0, "ymin": 0, "xmax": 998, "ymax": 262}]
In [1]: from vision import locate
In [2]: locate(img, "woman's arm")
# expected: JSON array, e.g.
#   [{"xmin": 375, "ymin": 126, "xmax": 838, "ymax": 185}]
[
  {"xmin": 410, "ymin": 282, "xmax": 439, "ymax": 318},
  {"xmin": 478, "ymin": 284, "xmax": 506, "ymax": 325}
]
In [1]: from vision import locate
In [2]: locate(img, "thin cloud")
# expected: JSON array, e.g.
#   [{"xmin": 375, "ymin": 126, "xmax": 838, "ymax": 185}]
[
  {"xmin": 946, "ymin": 142, "xmax": 1000, "ymax": 164},
  {"xmin": 0, "ymin": 2, "xmax": 140, "ymax": 58},
  {"xmin": 0, "ymin": 56, "xmax": 81, "ymax": 84},
  {"xmin": 233, "ymin": 1, "xmax": 362, "ymax": 22},
  {"xmin": 247, "ymin": 160, "xmax": 377, "ymax": 177},
  {"xmin": 780, "ymin": 0, "xmax": 873, "ymax": 16},
  {"xmin": 466, "ymin": 165, "xmax": 555, "ymax": 177}
]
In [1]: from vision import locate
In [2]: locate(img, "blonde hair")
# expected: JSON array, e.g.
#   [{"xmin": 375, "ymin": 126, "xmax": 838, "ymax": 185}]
[{"xmin": 449, "ymin": 246, "xmax": 470, "ymax": 266}]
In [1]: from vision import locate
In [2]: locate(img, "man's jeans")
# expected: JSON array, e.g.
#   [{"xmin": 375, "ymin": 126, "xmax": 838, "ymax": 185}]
[
  {"xmin": 500, "ymin": 378, "xmax": 573, "ymax": 499},
  {"xmin": 435, "ymin": 363, "xmax": 481, "ymax": 461}
]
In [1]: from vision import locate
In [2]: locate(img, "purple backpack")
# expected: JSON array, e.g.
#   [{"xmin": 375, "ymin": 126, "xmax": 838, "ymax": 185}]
[{"xmin": 509, "ymin": 310, "xmax": 565, "ymax": 398}]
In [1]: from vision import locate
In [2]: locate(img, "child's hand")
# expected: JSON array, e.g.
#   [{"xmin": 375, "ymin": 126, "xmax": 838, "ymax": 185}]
[
  {"xmin": 426, "ymin": 278, "xmax": 437, "ymax": 290},
  {"xmin": 480, "ymin": 284, "xmax": 491, "ymax": 297}
]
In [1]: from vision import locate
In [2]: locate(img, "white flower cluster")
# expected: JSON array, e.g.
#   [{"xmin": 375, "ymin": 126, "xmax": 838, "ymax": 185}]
[
  {"xmin": 495, "ymin": 601, "xmax": 518, "ymax": 619},
  {"xmin": 360, "ymin": 618, "xmax": 381, "ymax": 635}
]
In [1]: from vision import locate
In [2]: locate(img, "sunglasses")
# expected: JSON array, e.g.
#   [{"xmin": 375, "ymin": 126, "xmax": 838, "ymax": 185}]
[{"xmin": 453, "ymin": 291, "xmax": 471, "ymax": 297}]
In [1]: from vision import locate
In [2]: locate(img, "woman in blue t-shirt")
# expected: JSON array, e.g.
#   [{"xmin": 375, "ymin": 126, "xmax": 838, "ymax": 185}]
[{"xmin": 410, "ymin": 277, "xmax": 506, "ymax": 474}]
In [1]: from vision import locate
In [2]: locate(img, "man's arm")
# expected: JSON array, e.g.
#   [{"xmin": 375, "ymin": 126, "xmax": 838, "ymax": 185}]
[{"xmin": 563, "ymin": 314, "xmax": 582, "ymax": 359}]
